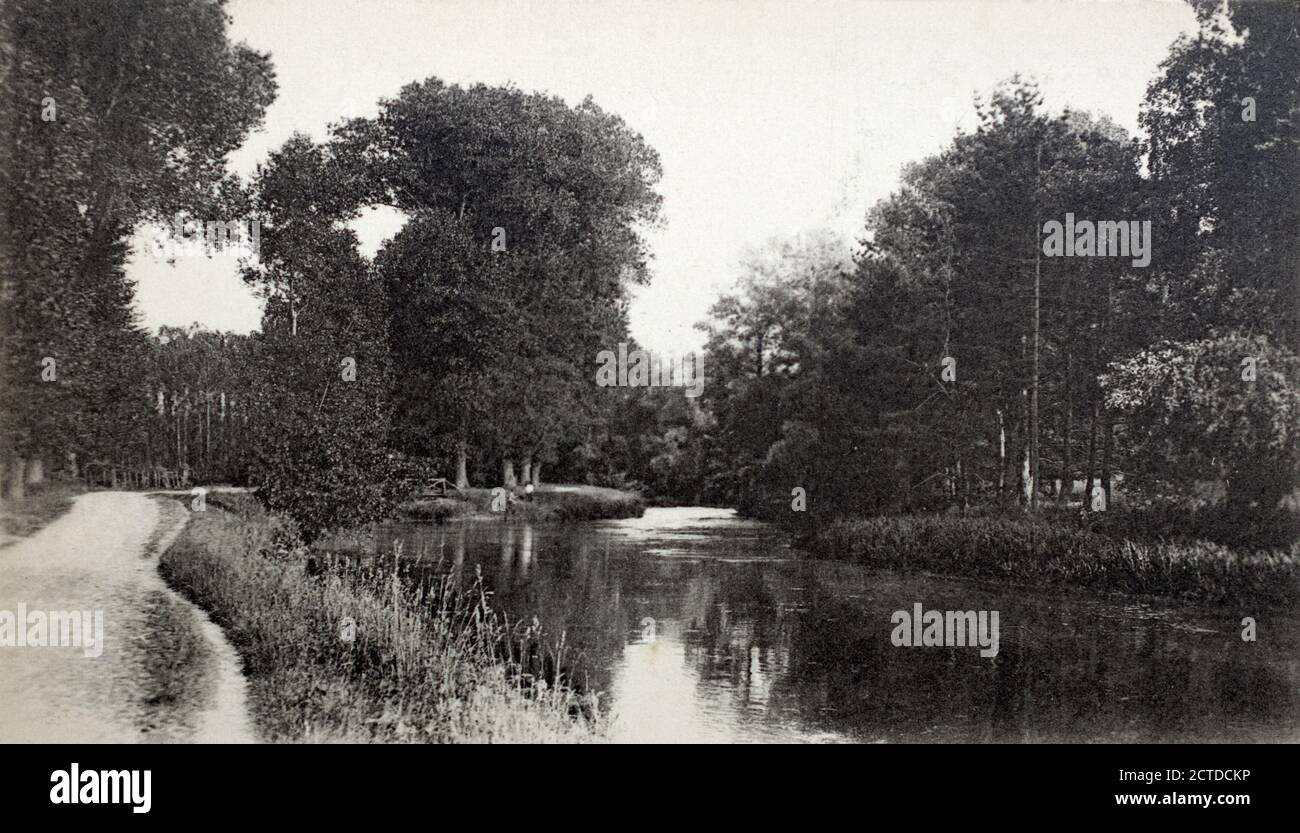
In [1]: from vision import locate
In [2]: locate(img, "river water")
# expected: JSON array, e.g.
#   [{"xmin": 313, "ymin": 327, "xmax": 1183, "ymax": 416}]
[{"xmin": 358, "ymin": 507, "xmax": 1299, "ymax": 743}]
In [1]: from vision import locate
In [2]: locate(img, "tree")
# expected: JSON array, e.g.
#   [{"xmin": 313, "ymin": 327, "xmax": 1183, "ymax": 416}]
[
  {"xmin": 1141, "ymin": 0, "xmax": 1300, "ymax": 350},
  {"xmin": 0, "ymin": 0, "xmax": 274, "ymax": 497},
  {"xmin": 242, "ymin": 137, "xmax": 400, "ymax": 541},
  {"xmin": 341, "ymin": 80, "xmax": 662, "ymax": 482},
  {"xmin": 378, "ymin": 209, "xmax": 514, "ymax": 488},
  {"xmin": 1103, "ymin": 333, "xmax": 1300, "ymax": 514},
  {"xmin": 146, "ymin": 326, "xmax": 257, "ymax": 483},
  {"xmin": 835, "ymin": 82, "xmax": 1142, "ymax": 512},
  {"xmin": 697, "ymin": 230, "xmax": 855, "ymax": 515}
]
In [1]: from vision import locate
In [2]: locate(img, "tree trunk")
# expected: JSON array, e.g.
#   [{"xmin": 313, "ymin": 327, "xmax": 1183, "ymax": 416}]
[
  {"xmin": 1084, "ymin": 400, "xmax": 1099, "ymax": 501},
  {"xmin": 7, "ymin": 457, "xmax": 27, "ymax": 501},
  {"xmin": 531, "ymin": 462, "xmax": 542, "ymax": 487},
  {"xmin": 455, "ymin": 440, "xmax": 469, "ymax": 490},
  {"xmin": 205, "ymin": 392, "xmax": 212, "ymax": 471},
  {"xmin": 1059, "ymin": 361, "xmax": 1073, "ymax": 506},
  {"xmin": 175, "ymin": 393, "xmax": 182, "ymax": 471},
  {"xmin": 1098, "ymin": 279, "xmax": 1115, "ymax": 508},
  {"xmin": 1030, "ymin": 178, "xmax": 1041, "ymax": 515},
  {"xmin": 1101, "ymin": 410, "xmax": 1114, "ymax": 509},
  {"xmin": 1020, "ymin": 381, "xmax": 1031, "ymax": 509},
  {"xmin": 521, "ymin": 453, "xmax": 532, "ymax": 486},
  {"xmin": 1021, "ymin": 441, "xmax": 1032, "ymax": 509},
  {"xmin": 502, "ymin": 457, "xmax": 517, "ymax": 488},
  {"xmin": 26, "ymin": 457, "xmax": 45, "ymax": 485},
  {"xmin": 66, "ymin": 451, "xmax": 78, "ymax": 479},
  {"xmin": 996, "ymin": 408, "xmax": 1006, "ymax": 496},
  {"xmin": 219, "ymin": 391, "xmax": 227, "ymax": 479}
]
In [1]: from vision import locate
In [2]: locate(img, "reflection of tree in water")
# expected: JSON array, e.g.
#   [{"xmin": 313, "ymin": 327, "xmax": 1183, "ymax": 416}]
[
  {"xmin": 483, "ymin": 531, "xmax": 803, "ymax": 716},
  {"xmin": 478, "ymin": 524, "xmax": 626, "ymax": 697},
  {"xmin": 683, "ymin": 563, "xmax": 796, "ymax": 714},
  {"xmin": 333, "ymin": 521, "xmax": 627, "ymax": 696},
  {"xmin": 338, "ymin": 519, "xmax": 1300, "ymax": 741},
  {"xmin": 767, "ymin": 571, "xmax": 1300, "ymax": 742}
]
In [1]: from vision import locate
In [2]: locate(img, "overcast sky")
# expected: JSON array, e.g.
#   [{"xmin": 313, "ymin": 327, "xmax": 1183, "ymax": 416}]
[{"xmin": 128, "ymin": 0, "xmax": 1197, "ymax": 354}]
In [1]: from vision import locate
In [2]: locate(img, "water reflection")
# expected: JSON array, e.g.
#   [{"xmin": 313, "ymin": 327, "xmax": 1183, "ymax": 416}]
[{"xmin": 344, "ymin": 508, "xmax": 1300, "ymax": 743}]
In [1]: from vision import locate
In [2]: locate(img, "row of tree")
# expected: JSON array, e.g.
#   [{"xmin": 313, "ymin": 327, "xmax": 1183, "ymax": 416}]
[
  {"xmin": 4, "ymin": 0, "xmax": 1294, "ymax": 542},
  {"xmin": 656, "ymin": 0, "xmax": 1299, "ymax": 528},
  {"xmin": 231, "ymin": 80, "xmax": 663, "ymax": 537},
  {"xmin": 1, "ymin": 0, "xmax": 667, "ymax": 541},
  {"xmin": 0, "ymin": 0, "xmax": 274, "ymax": 498}
]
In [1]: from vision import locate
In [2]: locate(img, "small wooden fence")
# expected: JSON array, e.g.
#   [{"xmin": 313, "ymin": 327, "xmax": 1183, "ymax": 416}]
[{"xmin": 81, "ymin": 462, "xmax": 192, "ymax": 490}]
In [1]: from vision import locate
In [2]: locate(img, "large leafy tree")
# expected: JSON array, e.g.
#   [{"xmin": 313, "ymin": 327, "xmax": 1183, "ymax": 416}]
[
  {"xmin": 1104, "ymin": 334, "xmax": 1300, "ymax": 513},
  {"xmin": 1096, "ymin": 0, "xmax": 1300, "ymax": 521},
  {"xmin": 697, "ymin": 230, "xmax": 855, "ymax": 514},
  {"xmin": 0, "ymin": 0, "xmax": 274, "ymax": 497},
  {"xmin": 241, "ymin": 137, "xmax": 400, "ymax": 540},
  {"xmin": 832, "ymin": 82, "xmax": 1142, "ymax": 512},
  {"xmin": 1141, "ymin": 0, "xmax": 1300, "ymax": 349},
  {"xmin": 377, "ymin": 208, "xmax": 514, "ymax": 488},
  {"xmin": 695, "ymin": 81, "xmax": 1149, "ymax": 519},
  {"xmin": 340, "ymin": 80, "xmax": 662, "ymax": 484}
]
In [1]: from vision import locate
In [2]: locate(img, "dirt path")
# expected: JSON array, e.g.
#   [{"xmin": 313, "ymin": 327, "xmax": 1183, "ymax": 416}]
[{"xmin": 0, "ymin": 491, "xmax": 254, "ymax": 743}]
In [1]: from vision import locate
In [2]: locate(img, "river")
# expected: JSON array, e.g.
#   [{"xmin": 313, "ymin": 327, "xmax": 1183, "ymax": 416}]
[{"xmin": 351, "ymin": 507, "xmax": 1300, "ymax": 743}]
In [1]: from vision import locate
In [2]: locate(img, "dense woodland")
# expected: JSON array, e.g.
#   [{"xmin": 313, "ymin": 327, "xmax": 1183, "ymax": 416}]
[
  {"xmin": 2, "ymin": 0, "xmax": 1297, "ymax": 544},
  {"xmin": 629, "ymin": 0, "xmax": 1300, "ymax": 541}
]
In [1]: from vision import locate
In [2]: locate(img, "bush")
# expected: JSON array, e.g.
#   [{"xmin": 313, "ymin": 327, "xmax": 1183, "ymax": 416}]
[
  {"xmin": 431, "ymin": 485, "xmax": 646, "ymax": 522},
  {"xmin": 394, "ymin": 498, "xmax": 474, "ymax": 523},
  {"xmin": 1103, "ymin": 333, "xmax": 1300, "ymax": 515}
]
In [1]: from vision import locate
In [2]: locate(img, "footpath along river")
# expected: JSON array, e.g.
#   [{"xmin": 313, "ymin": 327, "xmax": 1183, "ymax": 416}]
[{"xmin": 0, "ymin": 492, "xmax": 253, "ymax": 743}]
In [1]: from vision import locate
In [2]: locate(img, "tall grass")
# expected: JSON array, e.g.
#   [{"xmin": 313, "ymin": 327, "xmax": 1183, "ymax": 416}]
[
  {"xmin": 160, "ymin": 502, "xmax": 602, "ymax": 742},
  {"xmin": 812, "ymin": 515, "xmax": 1300, "ymax": 606}
]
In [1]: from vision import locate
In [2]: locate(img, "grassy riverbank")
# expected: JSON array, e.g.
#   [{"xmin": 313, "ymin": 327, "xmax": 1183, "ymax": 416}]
[
  {"xmin": 809, "ymin": 513, "xmax": 1300, "ymax": 606},
  {"xmin": 396, "ymin": 483, "xmax": 645, "ymax": 524},
  {"xmin": 159, "ymin": 498, "xmax": 602, "ymax": 742}
]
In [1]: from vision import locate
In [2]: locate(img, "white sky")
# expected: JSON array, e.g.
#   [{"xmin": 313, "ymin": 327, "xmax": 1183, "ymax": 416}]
[{"xmin": 128, "ymin": 0, "xmax": 1196, "ymax": 353}]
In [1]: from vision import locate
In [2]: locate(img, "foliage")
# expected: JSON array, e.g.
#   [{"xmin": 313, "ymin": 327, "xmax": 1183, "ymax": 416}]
[
  {"xmin": 687, "ymin": 1, "xmax": 1298, "ymax": 537},
  {"xmin": 1103, "ymin": 333, "xmax": 1300, "ymax": 511},
  {"xmin": 0, "ymin": 0, "xmax": 274, "ymax": 493},
  {"xmin": 241, "ymin": 139, "xmax": 403, "ymax": 541},
  {"xmin": 353, "ymin": 80, "xmax": 663, "ymax": 484}
]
